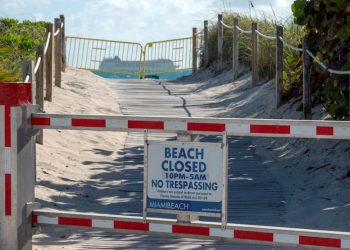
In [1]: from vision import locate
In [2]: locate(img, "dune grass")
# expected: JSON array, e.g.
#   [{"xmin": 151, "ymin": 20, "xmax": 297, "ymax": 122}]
[{"xmin": 207, "ymin": 12, "xmax": 304, "ymax": 98}]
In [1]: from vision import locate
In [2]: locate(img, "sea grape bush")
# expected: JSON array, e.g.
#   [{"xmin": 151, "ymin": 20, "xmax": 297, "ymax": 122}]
[
  {"xmin": 292, "ymin": 0, "xmax": 350, "ymax": 119},
  {"xmin": 0, "ymin": 18, "xmax": 47, "ymax": 82}
]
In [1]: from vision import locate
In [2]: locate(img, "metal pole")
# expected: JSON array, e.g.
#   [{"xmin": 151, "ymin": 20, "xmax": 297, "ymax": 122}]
[{"xmin": 0, "ymin": 105, "xmax": 38, "ymax": 250}]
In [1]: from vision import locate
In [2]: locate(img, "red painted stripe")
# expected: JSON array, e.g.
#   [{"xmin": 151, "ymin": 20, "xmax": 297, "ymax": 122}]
[
  {"xmin": 187, "ymin": 122, "xmax": 225, "ymax": 132},
  {"xmin": 58, "ymin": 217, "xmax": 92, "ymax": 227},
  {"xmin": 5, "ymin": 173, "xmax": 11, "ymax": 216},
  {"xmin": 114, "ymin": 221, "xmax": 149, "ymax": 231},
  {"xmin": 31, "ymin": 117, "xmax": 51, "ymax": 126},
  {"xmin": 250, "ymin": 124, "xmax": 290, "ymax": 135},
  {"xmin": 71, "ymin": 118, "xmax": 106, "ymax": 128},
  {"xmin": 32, "ymin": 214, "xmax": 38, "ymax": 225},
  {"xmin": 172, "ymin": 225, "xmax": 210, "ymax": 236},
  {"xmin": 234, "ymin": 230, "xmax": 273, "ymax": 242},
  {"xmin": 4, "ymin": 105, "xmax": 11, "ymax": 147},
  {"xmin": 299, "ymin": 236, "xmax": 341, "ymax": 248},
  {"xmin": 128, "ymin": 120, "xmax": 164, "ymax": 130},
  {"xmin": 316, "ymin": 126, "xmax": 334, "ymax": 136}
]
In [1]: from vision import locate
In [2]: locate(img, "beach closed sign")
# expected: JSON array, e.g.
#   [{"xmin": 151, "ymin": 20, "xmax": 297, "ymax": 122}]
[{"xmin": 145, "ymin": 141, "xmax": 224, "ymax": 216}]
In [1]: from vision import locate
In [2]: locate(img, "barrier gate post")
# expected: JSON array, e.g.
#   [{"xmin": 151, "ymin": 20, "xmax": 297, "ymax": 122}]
[{"xmin": 0, "ymin": 83, "xmax": 38, "ymax": 250}]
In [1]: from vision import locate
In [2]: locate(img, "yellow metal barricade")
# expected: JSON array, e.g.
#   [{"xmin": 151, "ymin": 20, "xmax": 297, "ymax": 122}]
[
  {"xmin": 66, "ymin": 36, "xmax": 143, "ymax": 78},
  {"xmin": 141, "ymin": 37, "xmax": 194, "ymax": 78}
]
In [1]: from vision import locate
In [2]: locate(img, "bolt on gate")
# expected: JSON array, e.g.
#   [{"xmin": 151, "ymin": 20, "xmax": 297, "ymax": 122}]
[
  {"xmin": 1, "ymin": 84, "xmax": 350, "ymax": 250},
  {"xmin": 66, "ymin": 35, "xmax": 203, "ymax": 79}
]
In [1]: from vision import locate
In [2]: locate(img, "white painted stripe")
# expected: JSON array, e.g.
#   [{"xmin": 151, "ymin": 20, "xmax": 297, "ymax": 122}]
[
  {"xmin": 4, "ymin": 147, "xmax": 11, "ymax": 173},
  {"xmin": 274, "ymin": 233, "xmax": 299, "ymax": 244},
  {"xmin": 51, "ymin": 117, "xmax": 71, "ymax": 127},
  {"xmin": 342, "ymin": 239, "xmax": 350, "ymax": 249},
  {"xmin": 149, "ymin": 223, "xmax": 172, "ymax": 233},
  {"xmin": 164, "ymin": 121, "xmax": 186, "ymax": 131},
  {"xmin": 334, "ymin": 127, "xmax": 350, "ymax": 139},
  {"xmin": 92, "ymin": 219, "xmax": 114, "ymax": 229},
  {"xmin": 38, "ymin": 215, "xmax": 58, "ymax": 225},
  {"xmin": 227, "ymin": 123, "xmax": 250, "ymax": 134},
  {"xmin": 106, "ymin": 119, "xmax": 128, "ymax": 129},
  {"xmin": 210, "ymin": 228, "xmax": 233, "ymax": 238},
  {"xmin": 291, "ymin": 125, "xmax": 315, "ymax": 137}
]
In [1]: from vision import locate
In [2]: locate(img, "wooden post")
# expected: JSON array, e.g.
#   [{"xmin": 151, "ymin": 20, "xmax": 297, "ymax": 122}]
[
  {"xmin": 22, "ymin": 60, "xmax": 36, "ymax": 104},
  {"xmin": 46, "ymin": 23, "xmax": 54, "ymax": 102},
  {"xmin": 276, "ymin": 25, "xmax": 284, "ymax": 108},
  {"xmin": 60, "ymin": 14, "xmax": 66, "ymax": 72},
  {"xmin": 203, "ymin": 20, "xmax": 209, "ymax": 68},
  {"xmin": 251, "ymin": 22, "xmax": 259, "ymax": 87},
  {"xmin": 192, "ymin": 27, "xmax": 198, "ymax": 74},
  {"xmin": 54, "ymin": 18, "xmax": 62, "ymax": 88},
  {"xmin": 36, "ymin": 45, "xmax": 45, "ymax": 144},
  {"xmin": 233, "ymin": 18, "xmax": 239, "ymax": 81},
  {"xmin": 303, "ymin": 37, "xmax": 312, "ymax": 119},
  {"xmin": 217, "ymin": 14, "xmax": 223, "ymax": 72}
]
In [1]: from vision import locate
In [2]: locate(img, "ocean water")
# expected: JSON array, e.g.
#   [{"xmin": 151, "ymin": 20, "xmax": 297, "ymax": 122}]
[{"xmin": 92, "ymin": 70, "xmax": 192, "ymax": 80}]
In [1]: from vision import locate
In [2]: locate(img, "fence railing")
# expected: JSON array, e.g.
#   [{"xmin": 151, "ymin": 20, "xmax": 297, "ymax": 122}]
[
  {"xmin": 22, "ymin": 14, "xmax": 66, "ymax": 144},
  {"xmin": 196, "ymin": 14, "xmax": 350, "ymax": 119}
]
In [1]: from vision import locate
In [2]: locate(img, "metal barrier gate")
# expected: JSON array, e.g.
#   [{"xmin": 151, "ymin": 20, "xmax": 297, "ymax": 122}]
[
  {"xmin": 66, "ymin": 36, "xmax": 202, "ymax": 79},
  {"xmin": 1, "ymin": 87, "xmax": 350, "ymax": 249},
  {"xmin": 66, "ymin": 37, "xmax": 143, "ymax": 78}
]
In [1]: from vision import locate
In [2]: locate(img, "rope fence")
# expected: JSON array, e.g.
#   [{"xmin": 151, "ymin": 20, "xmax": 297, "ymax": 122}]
[
  {"xmin": 22, "ymin": 15, "xmax": 66, "ymax": 145},
  {"xmin": 210, "ymin": 14, "xmax": 350, "ymax": 119}
]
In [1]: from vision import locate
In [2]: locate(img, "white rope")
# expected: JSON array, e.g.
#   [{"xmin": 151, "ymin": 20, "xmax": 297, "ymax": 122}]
[
  {"xmin": 34, "ymin": 56, "xmax": 42, "ymax": 74},
  {"xmin": 236, "ymin": 26, "xmax": 252, "ymax": 34},
  {"xmin": 43, "ymin": 32, "xmax": 51, "ymax": 55},
  {"xmin": 279, "ymin": 36, "xmax": 303, "ymax": 52},
  {"xmin": 220, "ymin": 20, "xmax": 233, "ymax": 29},
  {"xmin": 24, "ymin": 74, "xmax": 30, "ymax": 83},
  {"xmin": 306, "ymin": 49, "xmax": 350, "ymax": 75},
  {"xmin": 255, "ymin": 30, "xmax": 275, "ymax": 40},
  {"xmin": 54, "ymin": 28, "xmax": 60, "ymax": 37},
  {"xmin": 61, "ymin": 22, "xmax": 64, "ymax": 28},
  {"xmin": 194, "ymin": 30, "xmax": 204, "ymax": 36}
]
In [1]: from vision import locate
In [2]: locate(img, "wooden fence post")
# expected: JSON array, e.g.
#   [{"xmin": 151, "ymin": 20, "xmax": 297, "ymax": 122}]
[
  {"xmin": 46, "ymin": 23, "xmax": 54, "ymax": 102},
  {"xmin": 60, "ymin": 14, "xmax": 66, "ymax": 72},
  {"xmin": 192, "ymin": 27, "xmax": 198, "ymax": 74},
  {"xmin": 217, "ymin": 14, "xmax": 223, "ymax": 72},
  {"xmin": 276, "ymin": 25, "xmax": 284, "ymax": 108},
  {"xmin": 54, "ymin": 18, "xmax": 62, "ymax": 88},
  {"xmin": 36, "ymin": 44, "xmax": 45, "ymax": 144},
  {"xmin": 203, "ymin": 20, "xmax": 209, "ymax": 68},
  {"xmin": 22, "ymin": 60, "xmax": 35, "ymax": 104},
  {"xmin": 251, "ymin": 22, "xmax": 258, "ymax": 87},
  {"xmin": 233, "ymin": 18, "xmax": 239, "ymax": 81},
  {"xmin": 303, "ymin": 37, "xmax": 312, "ymax": 119}
]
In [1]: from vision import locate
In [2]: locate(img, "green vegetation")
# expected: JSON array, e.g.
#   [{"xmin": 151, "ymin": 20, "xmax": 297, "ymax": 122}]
[
  {"xmin": 292, "ymin": 0, "xmax": 350, "ymax": 119},
  {"xmin": 0, "ymin": 18, "xmax": 47, "ymax": 82},
  {"xmin": 207, "ymin": 12, "xmax": 304, "ymax": 99}
]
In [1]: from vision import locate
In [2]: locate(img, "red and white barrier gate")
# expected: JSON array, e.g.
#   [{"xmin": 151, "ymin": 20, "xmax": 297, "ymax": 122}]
[
  {"xmin": 33, "ymin": 210, "xmax": 350, "ymax": 249},
  {"xmin": 2, "ymin": 82, "xmax": 350, "ymax": 249},
  {"xmin": 32, "ymin": 113, "xmax": 350, "ymax": 139}
]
